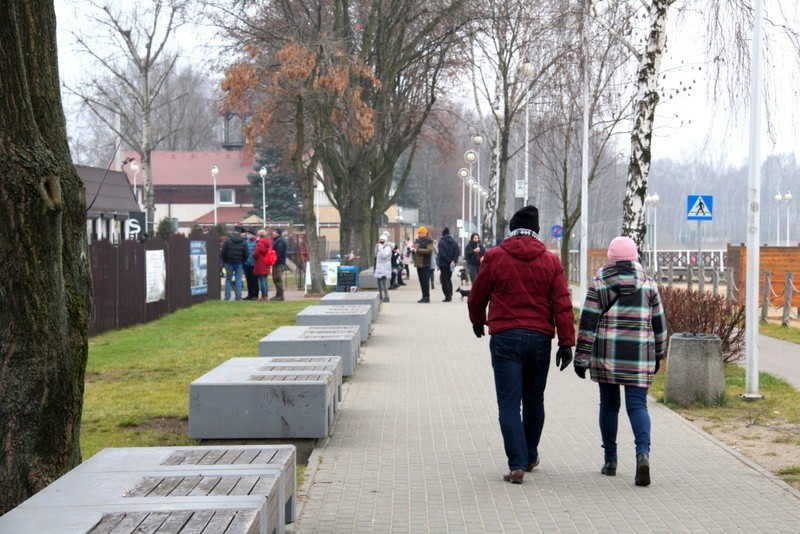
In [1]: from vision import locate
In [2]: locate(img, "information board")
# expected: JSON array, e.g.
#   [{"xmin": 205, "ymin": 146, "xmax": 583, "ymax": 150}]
[{"xmin": 336, "ymin": 266, "xmax": 359, "ymax": 292}]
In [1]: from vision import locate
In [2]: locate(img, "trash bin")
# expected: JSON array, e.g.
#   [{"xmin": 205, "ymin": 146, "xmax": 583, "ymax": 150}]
[{"xmin": 663, "ymin": 333, "xmax": 724, "ymax": 407}]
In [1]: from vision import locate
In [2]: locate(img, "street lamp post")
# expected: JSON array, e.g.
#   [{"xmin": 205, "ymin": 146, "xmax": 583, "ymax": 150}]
[
  {"xmin": 775, "ymin": 191, "xmax": 793, "ymax": 246},
  {"xmin": 130, "ymin": 161, "xmax": 141, "ymax": 203},
  {"xmin": 458, "ymin": 168, "xmax": 469, "ymax": 251},
  {"xmin": 259, "ymin": 166, "xmax": 267, "ymax": 226},
  {"xmin": 786, "ymin": 191, "xmax": 793, "ymax": 246},
  {"xmin": 211, "ymin": 165, "xmax": 219, "ymax": 226},
  {"xmin": 467, "ymin": 177, "xmax": 475, "ymax": 235},
  {"xmin": 519, "ymin": 62, "xmax": 534, "ymax": 211},
  {"xmin": 645, "ymin": 193, "xmax": 660, "ymax": 272},
  {"xmin": 493, "ymin": 107, "xmax": 504, "ymax": 241},
  {"xmin": 472, "ymin": 135, "xmax": 483, "ymax": 236}
]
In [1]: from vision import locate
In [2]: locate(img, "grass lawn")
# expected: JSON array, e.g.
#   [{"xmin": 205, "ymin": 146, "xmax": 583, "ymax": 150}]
[
  {"xmin": 82, "ymin": 299, "xmax": 313, "ymax": 459},
  {"xmin": 760, "ymin": 320, "xmax": 800, "ymax": 344}
]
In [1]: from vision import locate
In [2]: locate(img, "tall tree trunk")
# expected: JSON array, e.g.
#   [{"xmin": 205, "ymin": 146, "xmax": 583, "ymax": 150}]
[
  {"xmin": 622, "ymin": 0, "xmax": 672, "ymax": 247},
  {"xmin": 0, "ymin": 0, "xmax": 92, "ymax": 514}
]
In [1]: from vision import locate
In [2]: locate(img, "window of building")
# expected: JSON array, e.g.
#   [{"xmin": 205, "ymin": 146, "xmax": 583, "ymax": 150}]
[{"xmin": 218, "ymin": 188, "xmax": 234, "ymax": 205}]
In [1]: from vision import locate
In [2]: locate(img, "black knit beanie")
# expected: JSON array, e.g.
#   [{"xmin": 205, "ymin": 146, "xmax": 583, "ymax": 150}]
[
  {"xmin": 442, "ymin": 227, "xmax": 450, "ymax": 235},
  {"xmin": 509, "ymin": 205, "xmax": 540, "ymax": 233}
]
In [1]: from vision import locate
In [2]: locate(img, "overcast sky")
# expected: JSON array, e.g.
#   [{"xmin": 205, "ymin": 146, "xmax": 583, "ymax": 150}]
[{"xmin": 54, "ymin": 0, "xmax": 800, "ymax": 169}]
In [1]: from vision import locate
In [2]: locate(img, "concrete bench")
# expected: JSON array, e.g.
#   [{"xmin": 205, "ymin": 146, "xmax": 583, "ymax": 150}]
[
  {"xmin": 319, "ymin": 291, "xmax": 381, "ymax": 321},
  {"xmin": 296, "ymin": 305, "xmax": 372, "ymax": 343},
  {"xmin": 82, "ymin": 445, "xmax": 297, "ymax": 524},
  {"xmin": 0, "ymin": 501, "xmax": 268, "ymax": 534},
  {"xmin": 357, "ymin": 268, "xmax": 379, "ymax": 289},
  {"xmin": 258, "ymin": 326, "xmax": 360, "ymax": 377},
  {"xmin": 190, "ymin": 362, "xmax": 337, "ymax": 440}
]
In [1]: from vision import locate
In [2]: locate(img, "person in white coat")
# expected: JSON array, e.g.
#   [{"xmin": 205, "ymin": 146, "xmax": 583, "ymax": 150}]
[{"xmin": 374, "ymin": 232, "xmax": 393, "ymax": 302}]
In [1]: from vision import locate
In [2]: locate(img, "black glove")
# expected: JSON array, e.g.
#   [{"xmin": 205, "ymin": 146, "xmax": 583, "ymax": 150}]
[
  {"xmin": 654, "ymin": 357, "xmax": 662, "ymax": 374},
  {"xmin": 574, "ymin": 365, "xmax": 587, "ymax": 379},
  {"xmin": 472, "ymin": 324, "xmax": 485, "ymax": 338},
  {"xmin": 555, "ymin": 346, "xmax": 573, "ymax": 371}
]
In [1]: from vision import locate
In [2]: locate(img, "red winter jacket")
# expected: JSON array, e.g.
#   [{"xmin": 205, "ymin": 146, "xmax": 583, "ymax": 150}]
[
  {"xmin": 467, "ymin": 234, "xmax": 575, "ymax": 347},
  {"xmin": 253, "ymin": 237, "xmax": 274, "ymax": 276}
]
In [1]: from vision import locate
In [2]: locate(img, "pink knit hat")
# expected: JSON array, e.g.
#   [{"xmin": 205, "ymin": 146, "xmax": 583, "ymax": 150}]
[{"xmin": 607, "ymin": 236, "xmax": 639, "ymax": 262}]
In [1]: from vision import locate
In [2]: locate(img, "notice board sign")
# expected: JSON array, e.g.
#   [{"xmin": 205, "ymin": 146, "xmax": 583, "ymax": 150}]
[{"xmin": 336, "ymin": 266, "xmax": 359, "ymax": 292}]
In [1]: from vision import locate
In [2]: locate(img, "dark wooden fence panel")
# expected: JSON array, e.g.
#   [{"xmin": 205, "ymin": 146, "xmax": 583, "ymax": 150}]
[{"xmin": 89, "ymin": 230, "xmax": 220, "ymax": 336}]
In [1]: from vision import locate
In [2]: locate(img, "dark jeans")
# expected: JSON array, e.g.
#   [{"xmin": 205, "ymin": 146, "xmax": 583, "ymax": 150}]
[
  {"xmin": 598, "ymin": 383, "xmax": 651, "ymax": 460},
  {"xmin": 467, "ymin": 264, "xmax": 479, "ymax": 284},
  {"xmin": 243, "ymin": 264, "xmax": 257, "ymax": 298},
  {"xmin": 416, "ymin": 267, "xmax": 430, "ymax": 300},
  {"xmin": 439, "ymin": 268, "xmax": 454, "ymax": 300},
  {"xmin": 490, "ymin": 329, "xmax": 552, "ymax": 471}
]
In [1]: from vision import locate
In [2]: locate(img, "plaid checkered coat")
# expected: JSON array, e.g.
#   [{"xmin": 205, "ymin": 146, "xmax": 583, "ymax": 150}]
[{"xmin": 574, "ymin": 261, "xmax": 667, "ymax": 388}]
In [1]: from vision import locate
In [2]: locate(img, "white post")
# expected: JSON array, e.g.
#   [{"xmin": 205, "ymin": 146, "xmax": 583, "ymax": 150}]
[
  {"xmin": 744, "ymin": 0, "xmax": 764, "ymax": 400},
  {"xmin": 211, "ymin": 165, "xmax": 219, "ymax": 226},
  {"xmin": 653, "ymin": 196, "xmax": 659, "ymax": 271},
  {"xmin": 775, "ymin": 193, "xmax": 781, "ymax": 245},
  {"xmin": 260, "ymin": 167, "xmax": 268, "ymax": 226},
  {"xmin": 579, "ymin": 2, "xmax": 590, "ymax": 304},
  {"xmin": 458, "ymin": 167, "xmax": 469, "ymax": 245},
  {"xmin": 467, "ymin": 178, "xmax": 475, "ymax": 234},
  {"xmin": 786, "ymin": 192, "xmax": 793, "ymax": 246}
]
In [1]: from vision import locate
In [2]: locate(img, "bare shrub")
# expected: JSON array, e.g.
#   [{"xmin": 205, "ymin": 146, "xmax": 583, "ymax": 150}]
[{"xmin": 659, "ymin": 286, "xmax": 746, "ymax": 364}]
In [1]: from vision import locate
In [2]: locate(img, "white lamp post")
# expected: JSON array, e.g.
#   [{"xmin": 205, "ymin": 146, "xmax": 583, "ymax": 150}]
[
  {"xmin": 519, "ymin": 62, "xmax": 534, "ymax": 211},
  {"xmin": 774, "ymin": 192, "xmax": 783, "ymax": 245},
  {"xmin": 472, "ymin": 135, "xmax": 483, "ymax": 235},
  {"xmin": 645, "ymin": 193, "xmax": 660, "ymax": 271},
  {"xmin": 785, "ymin": 191, "xmax": 793, "ymax": 246},
  {"xmin": 259, "ymin": 166, "xmax": 267, "ymax": 226},
  {"xmin": 467, "ymin": 177, "xmax": 475, "ymax": 234},
  {"xmin": 211, "ymin": 165, "xmax": 219, "ymax": 226},
  {"xmin": 130, "ymin": 161, "xmax": 140, "ymax": 204},
  {"xmin": 458, "ymin": 167, "xmax": 469, "ymax": 249},
  {"xmin": 493, "ymin": 107, "xmax": 504, "ymax": 240}
]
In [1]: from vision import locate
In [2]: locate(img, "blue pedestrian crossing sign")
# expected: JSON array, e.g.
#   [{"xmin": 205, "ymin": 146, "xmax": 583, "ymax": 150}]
[{"xmin": 687, "ymin": 195, "xmax": 713, "ymax": 221}]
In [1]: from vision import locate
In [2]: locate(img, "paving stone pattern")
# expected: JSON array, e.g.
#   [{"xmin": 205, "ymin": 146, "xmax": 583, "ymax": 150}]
[{"xmin": 294, "ymin": 284, "xmax": 800, "ymax": 533}]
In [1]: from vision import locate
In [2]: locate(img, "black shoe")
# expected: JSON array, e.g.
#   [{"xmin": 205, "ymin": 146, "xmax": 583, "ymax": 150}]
[
  {"xmin": 635, "ymin": 453, "xmax": 650, "ymax": 486},
  {"xmin": 398, "ymin": 282, "xmax": 407, "ymax": 286},
  {"xmin": 601, "ymin": 459, "xmax": 617, "ymax": 476},
  {"xmin": 442, "ymin": 298, "xmax": 452, "ymax": 302},
  {"xmin": 524, "ymin": 458, "xmax": 540, "ymax": 473},
  {"xmin": 417, "ymin": 298, "xmax": 430, "ymax": 303}
]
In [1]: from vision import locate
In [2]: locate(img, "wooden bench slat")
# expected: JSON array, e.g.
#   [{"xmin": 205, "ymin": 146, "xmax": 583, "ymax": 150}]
[
  {"xmin": 208, "ymin": 476, "xmax": 238, "ymax": 496},
  {"xmin": 217, "ymin": 449, "xmax": 244, "ymax": 464},
  {"xmin": 197, "ymin": 449, "xmax": 225, "ymax": 465},
  {"xmin": 88, "ymin": 512, "xmax": 126, "ymax": 533},
  {"xmin": 149, "ymin": 476, "xmax": 183, "ymax": 497},
  {"xmin": 180, "ymin": 509, "xmax": 215, "ymax": 533},
  {"xmin": 170, "ymin": 475, "xmax": 203, "ymax": 496},
  {"xmin": 225, "ymin": 509, "xmax": 260, "ymax": 534},
  {"xmin": 228, "ymin": 475, "xmax": 259, "ymax": 496},
  {"xmin": 108, "ymin": 511, "xmax": 148, "ymax": 533},
  {"xmin": 161, "ymin": 450, "xmax": 190, "ymax": 465},
  {"xmin": 188, "ymin": 475, "xmax": 222, "ymax": 496},
  {"xmin": 155, "ymin": 511, "xmax": 193, "ymax": 534},
  {"xmin": 129, "ymin": 476, "xmax": 164, "ymax": 497},
  {"xmin": 202, "ymin": 510, "xmax": 236, "ymax": 532},
  {"xmin": 232, "ymin": 449, "xmax": 259, "ymax": 464},
  {"xmin": 134, "ymin": 511, "xmax": 170, "ymax": 533}
]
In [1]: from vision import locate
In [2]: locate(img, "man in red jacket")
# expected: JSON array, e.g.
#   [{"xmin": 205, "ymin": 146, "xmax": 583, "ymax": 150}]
[{"xmin": 468, "ymin": 205, "xmax": 575, "ymax": 484}]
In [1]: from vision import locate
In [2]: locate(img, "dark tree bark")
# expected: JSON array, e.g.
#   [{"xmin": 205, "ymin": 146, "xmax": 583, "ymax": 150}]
[{"xmin": 0, "ymin": 0, "xmax": 92, "ymax": 514}]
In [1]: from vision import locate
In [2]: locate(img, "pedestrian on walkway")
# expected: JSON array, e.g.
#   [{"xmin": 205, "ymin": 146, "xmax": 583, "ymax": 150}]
[
  {"xmin": 464, "ymin": 232, "xmax": 485, "ymax": 284},
  {"xmin": 374, "ymin": 232, "xmax": 393, "ymax": 302},
  {"xmin": 468, "ymin": 205, "xmax": 575, "ymax": 484},
  {"xmin": 573, "ymin": 236, "xmax": 667, "ymax": 487},
  {"xmin": 221, "ymin": 226, "xmax": 248, "ymax": 301},
  {"xmin": 243, "ymin": 228, "xmax": 258, "ymax": 300},
  {"xmin": 253, "ymin": 229, "xmax": 275, "ymax": 300},
  {"xmin": 402, "ymin": 236, "xmax": 413, "ymax": 280},
  {"xmin": 437, "ymin": 227, "xmax": 460, "ymax": 302},
  {"xmin": 411, "ymin": 226, "xmax": 434, "ymax": 303},
  {"xmin": 270, "ymin": 228, "xmax": 287, "ymax": 301}
]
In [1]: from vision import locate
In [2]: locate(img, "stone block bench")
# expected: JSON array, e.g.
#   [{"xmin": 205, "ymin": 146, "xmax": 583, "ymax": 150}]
[
  {"xmin": 258, "ymin": 325, "xmax": 360, "ymax": 377},
  {"xmin": 295, "ymin": 305, "xmax": 372, "ymax": 343},
  {"xmin": 357, "ymin": 268, "xmax": 379, "ymax": 289},
  {"xmin": 319, "ymin": 291, "xmax": 381, "ymax": 321},
  {"xmin": 80, "ymin": 445, "xmax": 297, "ymax": 524},
  {"xmin": 190, "ymin": 359, "xmax": 338, "ymax": 440}
]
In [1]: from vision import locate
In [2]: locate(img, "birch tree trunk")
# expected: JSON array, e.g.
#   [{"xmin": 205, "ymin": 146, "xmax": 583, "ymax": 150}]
[
  {"xmin": 622, "ymin": 0, "xmax": 673, "ymax": 246},
  {"xmin": 0, "ymin": 0, "xmax": 92, "ymax": 513}
]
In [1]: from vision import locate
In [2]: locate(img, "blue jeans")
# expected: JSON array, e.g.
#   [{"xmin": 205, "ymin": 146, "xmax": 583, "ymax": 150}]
[
  {"xmin": 258, "ymin": 275, "xmax": 269, "ymax": 297},
  {"xmin": 598, "ymin": 383, "xmax": 651, "ymax": 460},
  {"xmin": 224, "ymin": 263, "xmax": 243, "ymax": 301},
  {"xmin": 490, "ymin": 329, "xmax": 552, "ymax": 471}
]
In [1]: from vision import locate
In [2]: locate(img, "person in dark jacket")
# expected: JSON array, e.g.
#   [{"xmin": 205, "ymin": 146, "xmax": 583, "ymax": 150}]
[
  {"xmin": 243, "ymin": 228, "xmax": 258, "ymax": 300},
  {"xmin": 468, "ymin": 205, "xmax": 575, "ymax": 484},
  {"xmin": 271, "ymin": 228, "xmax": 288, "ymax": 301},
  {"xmin": 464, "ymin": 232, "xmax": 485, "ymax": 283},
  {"xmin": 573, "ymin": 236, "xmax": 667, "ymax": 487},
  {"xmin": 390, "ymin": 245, "xmax": 404, "ymax": 288},
  {"xmin": 437, "ymin": 227, "xmax": 461, "ymax": 302},
  {"xmin": 411, "ymin": 226, "xmax": 434, "ymax": 303},
  {"xmin": 221, "ymin": 226, "xmax": 248, "ymax": 301}
]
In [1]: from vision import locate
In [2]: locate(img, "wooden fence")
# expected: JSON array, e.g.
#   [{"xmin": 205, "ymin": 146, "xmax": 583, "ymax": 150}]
[
  {"xmin": 89, "ymin": 230, "xmax": 221, "ymax": 336},
  {"xmin": 726, "ymin": 244, "xmax": 800, "ymax": 310}
]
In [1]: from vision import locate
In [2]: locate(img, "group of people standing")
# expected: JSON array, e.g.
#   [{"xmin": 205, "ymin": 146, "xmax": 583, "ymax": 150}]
[
  {"xmin": 467, "ymin": 205, "xmax": 667, "ymax": 488},
  {"xmin": 220, "ymin": 226, "xmax": 287, "ymax": 301}
]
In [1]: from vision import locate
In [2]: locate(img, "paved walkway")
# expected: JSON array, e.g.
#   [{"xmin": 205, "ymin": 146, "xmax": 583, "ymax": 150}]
[
  {"xmin": 290, "ymin": 282, "xmax": 800, "ymax": 532},
  {"xmin": 757, "ymin": 334, "xmax": 800, "ymax": 390}
]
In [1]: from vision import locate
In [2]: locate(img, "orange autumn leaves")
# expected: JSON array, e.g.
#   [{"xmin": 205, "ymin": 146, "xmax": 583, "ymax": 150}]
[{"xmin": 221, "ymin": 40, "xmax": 380, "ymax": 148}]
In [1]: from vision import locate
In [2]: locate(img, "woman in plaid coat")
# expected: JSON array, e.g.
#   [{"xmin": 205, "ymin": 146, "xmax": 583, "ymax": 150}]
[{"xmin": 574, "ymin": 236, "xmax": 667, "ymax": 487}]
